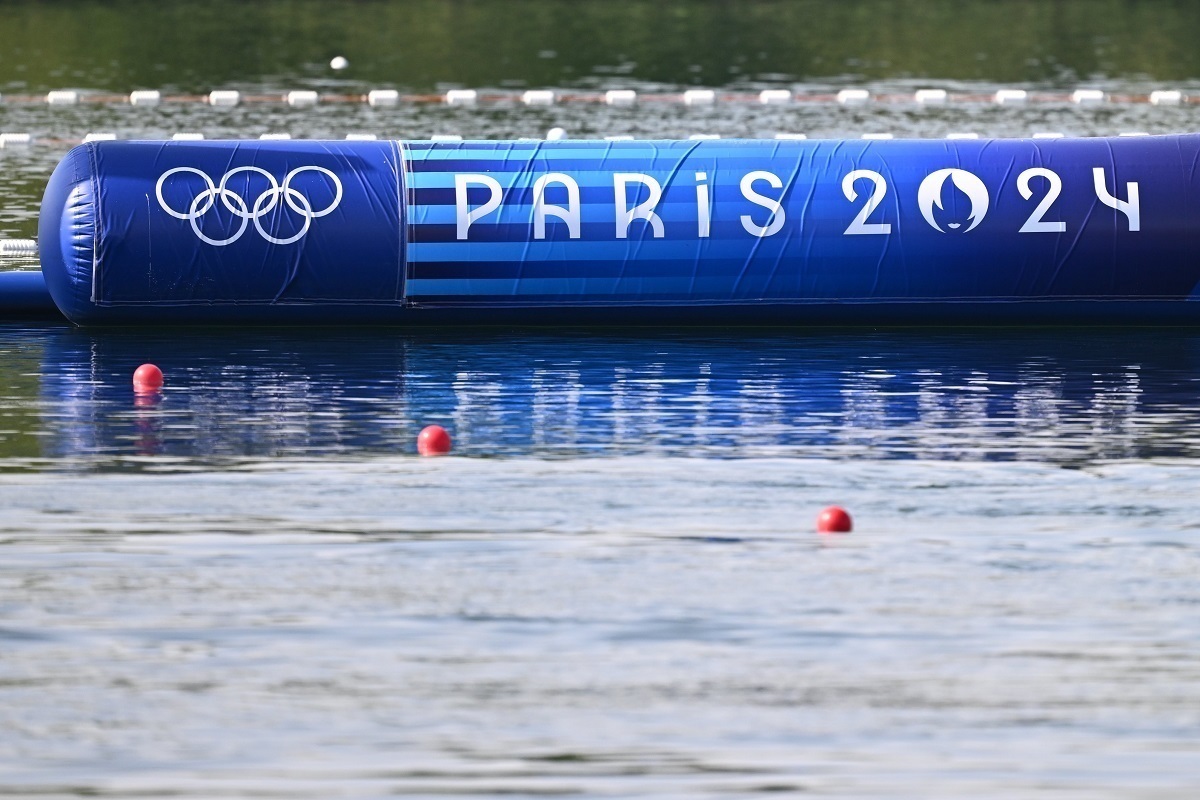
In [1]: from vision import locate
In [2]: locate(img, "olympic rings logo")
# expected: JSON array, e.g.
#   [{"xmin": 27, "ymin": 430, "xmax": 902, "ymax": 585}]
[{"xmin": 155, "ymin": 166, "xmax": 343, "ymax": 246}]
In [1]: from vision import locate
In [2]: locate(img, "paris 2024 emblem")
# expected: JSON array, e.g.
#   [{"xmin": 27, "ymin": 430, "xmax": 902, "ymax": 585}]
[{"xmin": 917, "ymin": 168, "xmax": 990, "ymax": 233}]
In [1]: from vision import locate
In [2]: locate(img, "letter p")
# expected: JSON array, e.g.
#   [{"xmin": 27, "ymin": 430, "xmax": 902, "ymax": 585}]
[{"xmin": 455, "ymin": 174, "xmax": 504, "ymax": 240}]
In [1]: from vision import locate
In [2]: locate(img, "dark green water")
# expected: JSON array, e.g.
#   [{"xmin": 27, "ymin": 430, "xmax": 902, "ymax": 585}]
[{"xmin": 3, "ymin": 0, "xmax": 1200, "ymax": 92}]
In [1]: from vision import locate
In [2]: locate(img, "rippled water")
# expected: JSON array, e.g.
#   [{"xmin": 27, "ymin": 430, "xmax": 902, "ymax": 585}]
[
  {"xmin": 4, "ymin": 326, "xmax": 1200, "ymax": 797},
  {"xmin": 4, "ymin": 458, "xmax": 1200, "ymax": 798},
  {"xmin": 5, "ymin": 1, "xmax": 1200, "ymax": 796}
]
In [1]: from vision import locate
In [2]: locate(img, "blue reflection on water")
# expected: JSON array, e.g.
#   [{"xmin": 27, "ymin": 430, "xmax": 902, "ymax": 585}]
[{"xmin": 16, "ymin": 324, "xmax": 1200, "ymax": 466}]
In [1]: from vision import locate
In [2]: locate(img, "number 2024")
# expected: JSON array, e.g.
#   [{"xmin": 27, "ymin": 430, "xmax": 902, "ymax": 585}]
[{"xmin": 841, "ymin": 167, "xmax": 1140, "ymax": 235}]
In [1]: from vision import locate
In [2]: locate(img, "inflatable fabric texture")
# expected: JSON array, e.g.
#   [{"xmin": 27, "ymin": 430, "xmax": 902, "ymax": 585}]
[{"xmin": 38, "ymin": 136, "xmax": 1200, "ymax": 325}]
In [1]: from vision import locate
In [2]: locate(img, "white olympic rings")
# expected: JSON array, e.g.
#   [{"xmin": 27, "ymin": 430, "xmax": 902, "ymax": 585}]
[{"xmin": 155, "ymin": 165, "xmax": 343, "ymax": 246}]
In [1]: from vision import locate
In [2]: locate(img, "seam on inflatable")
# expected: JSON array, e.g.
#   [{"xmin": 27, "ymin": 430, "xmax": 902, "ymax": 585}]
[
  {"xmin": 91, "ymin": 296, "xmax": 1193, "ymax": 308},
  {"xmin": 401, "ymin": 296, "xmax": 1195, "ymax": 306},
  {"xmin": 85, "ymin": 143, "xmax": 100, "ymax": 305},
  {"xmin": 402, "ymin": 138, "xmax": 417, "ymax": 307},
  {"xmin": 395, "ymin": 139, "xmax": 407, "ymax": 304},
  {"xmin": 97, "ymin": 298, "xmax": 468, "ymax": 306}
]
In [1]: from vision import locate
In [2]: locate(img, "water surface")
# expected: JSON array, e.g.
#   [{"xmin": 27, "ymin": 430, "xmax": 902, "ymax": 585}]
[
  {"xmin": 3, "ymin": 3, "xmax": 1200, "ymax": 796},
  {"xmin": 3, "ymin": 326, "xmax": 1200, "ymax": 797}
]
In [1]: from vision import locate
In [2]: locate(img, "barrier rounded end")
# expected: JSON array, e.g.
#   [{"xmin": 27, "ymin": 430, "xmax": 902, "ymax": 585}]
[{"xmin": 38, "ymin": 144, "xmax": 97, "ymax": 324}]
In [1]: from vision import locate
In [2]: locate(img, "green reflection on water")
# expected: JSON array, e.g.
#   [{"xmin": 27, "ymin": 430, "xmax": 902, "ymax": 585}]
[
  {"xmin": 0, "ymin": 333, "xmax": 44, "ymax": 460},
  {"xmin": 1, "ymin": 0, "xmax": 1198, "ymax": 92}
]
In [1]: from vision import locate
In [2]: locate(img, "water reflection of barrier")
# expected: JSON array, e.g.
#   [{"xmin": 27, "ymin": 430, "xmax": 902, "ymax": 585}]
[
  {"xmin": 35, "ymin": 136, "xmax": 1200, "ymax": 325},
  {"xmin": 31, "ymin": 328, "xmax": 1197, "ymax": 463}
]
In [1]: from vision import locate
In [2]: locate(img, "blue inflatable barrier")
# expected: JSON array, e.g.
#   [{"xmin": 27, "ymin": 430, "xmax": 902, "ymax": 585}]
[
  {"xmin": 0, "ymin": 270, "xmax": 61, "ymax": 317},
  {"xmin": 36, "ymin": 136, "xmax": 1200, "ymax": 325}
]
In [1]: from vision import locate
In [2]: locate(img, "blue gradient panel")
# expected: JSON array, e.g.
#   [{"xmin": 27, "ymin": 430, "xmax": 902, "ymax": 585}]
[{"xmin": 404, "ymin": 138, "xmax": 1200, "ymax": 306}]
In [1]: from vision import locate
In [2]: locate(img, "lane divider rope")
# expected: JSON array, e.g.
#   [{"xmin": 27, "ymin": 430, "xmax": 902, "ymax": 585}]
[
  {"xmin": 1, "ymin": 131, "xmax": 1170, "ymax": 148},
  {"xmin": 0, "ymin": 88, "xmax": 1193, "ymax": 107}
]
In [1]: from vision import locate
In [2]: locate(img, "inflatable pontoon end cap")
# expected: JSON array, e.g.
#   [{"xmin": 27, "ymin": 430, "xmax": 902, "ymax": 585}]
[{"xmin": 38, "ymin": 144, "xmax": 96, "ymax": 325}]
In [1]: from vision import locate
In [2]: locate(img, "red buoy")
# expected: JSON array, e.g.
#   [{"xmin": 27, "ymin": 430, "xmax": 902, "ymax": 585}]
[
  {"xmin": 417, "ymin": 424, "xmax": 452, "ymax": 456},
  {"xmin": 816, "ymin": 505, "xmax": 853, "ymax": 534},
  {"xmin": 133, "ymin": 363, "xmax": 164, "ymax": 391}
]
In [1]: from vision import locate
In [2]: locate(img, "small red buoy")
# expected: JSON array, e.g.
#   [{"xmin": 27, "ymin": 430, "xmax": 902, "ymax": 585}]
[
  {"xmin": 417, "ymin": 424, "xmax": 452, "ymax": 456},
  {"xmin": 133, "ymin": 363, "xmax": 164, "ymax": 391},
  {"xmin": 816, "ymin": 505, "xmax": 853, "ymax": 534}
]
